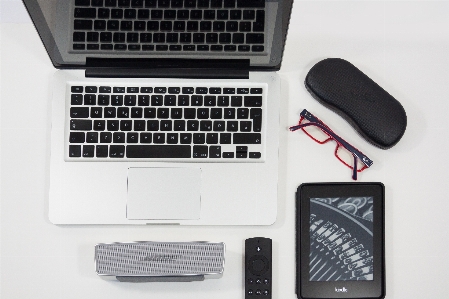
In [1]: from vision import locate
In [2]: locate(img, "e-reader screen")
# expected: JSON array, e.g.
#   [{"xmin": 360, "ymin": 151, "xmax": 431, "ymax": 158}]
[{"xmin": 309, "ymin": 197, "xmax": 374, "ymax": 282}]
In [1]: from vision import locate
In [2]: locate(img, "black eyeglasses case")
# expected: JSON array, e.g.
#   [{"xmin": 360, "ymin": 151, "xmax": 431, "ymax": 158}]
[{"xmin": 305, "ymin": 58, "xmax": 407, "ymax": 149}]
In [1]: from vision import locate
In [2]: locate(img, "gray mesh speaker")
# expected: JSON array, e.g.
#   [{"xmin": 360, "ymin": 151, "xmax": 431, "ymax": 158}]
[{"xmin": 95, "ymin": 241, "xmax": 225, "ymax": 282}]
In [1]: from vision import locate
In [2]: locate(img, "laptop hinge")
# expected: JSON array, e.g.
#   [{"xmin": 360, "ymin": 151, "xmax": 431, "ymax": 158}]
[{"xmin": 85, "ymin": 58, "xmax": 250, "ymax": 79}]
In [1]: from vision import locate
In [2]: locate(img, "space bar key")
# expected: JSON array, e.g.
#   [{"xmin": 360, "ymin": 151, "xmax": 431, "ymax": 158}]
[{"xmin": 127, "ymin": 145, "xmax": 191, "ymax": 158}]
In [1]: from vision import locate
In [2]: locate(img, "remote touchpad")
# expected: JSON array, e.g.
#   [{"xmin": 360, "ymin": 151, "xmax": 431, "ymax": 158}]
[{"xmin": 127, "ymin": 167, "xmax": 201, "ymax": 220}]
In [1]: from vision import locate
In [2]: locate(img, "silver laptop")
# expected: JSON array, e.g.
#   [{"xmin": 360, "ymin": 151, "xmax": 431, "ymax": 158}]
[{"xmin": 23, "ymin": 0, "xmax": 293, "ymax": 225}]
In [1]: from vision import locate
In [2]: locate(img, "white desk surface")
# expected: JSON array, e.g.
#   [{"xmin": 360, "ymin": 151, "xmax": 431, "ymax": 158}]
[{"xmin": 1, "ymin": 1, "xmax": 449, "ymax": 298}]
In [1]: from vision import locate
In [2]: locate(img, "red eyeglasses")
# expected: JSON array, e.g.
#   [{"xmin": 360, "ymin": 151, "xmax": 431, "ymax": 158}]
[{"xmin": 289, "ymin": 109, "xmax": 373, "ymax": 180}]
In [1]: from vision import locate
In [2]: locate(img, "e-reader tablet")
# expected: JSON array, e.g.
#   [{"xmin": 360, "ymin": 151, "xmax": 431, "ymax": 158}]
[{"xmin": 296, "ymin": 183, "xmax": 385, "ymax": 299}]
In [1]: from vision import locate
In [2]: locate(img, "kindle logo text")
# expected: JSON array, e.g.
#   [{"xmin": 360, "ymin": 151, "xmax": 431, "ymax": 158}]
[{"xmin": 335, "ymin": 287, "xmax": 348, "ymax": 293}]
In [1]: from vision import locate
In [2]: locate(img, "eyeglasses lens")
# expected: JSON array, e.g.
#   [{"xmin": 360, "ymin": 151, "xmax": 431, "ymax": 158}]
[{"xmin": 335, "ymin": 145, "xmax": 366, "ymax": 171}]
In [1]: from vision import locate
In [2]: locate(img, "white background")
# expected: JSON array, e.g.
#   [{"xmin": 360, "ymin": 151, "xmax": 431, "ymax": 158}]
[{"xmin": 1, "ymin": 0, "xmax": 449, "ymax": 298}]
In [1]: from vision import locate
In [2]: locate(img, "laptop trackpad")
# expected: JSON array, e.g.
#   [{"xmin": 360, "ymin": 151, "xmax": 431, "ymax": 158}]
[{"xmin": 127, "ymin": 167, "xmax": 201, "ymax": 220}]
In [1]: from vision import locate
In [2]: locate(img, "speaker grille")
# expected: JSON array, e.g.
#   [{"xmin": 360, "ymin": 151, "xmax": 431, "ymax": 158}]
[{"xmin": 95, "ymin": 242, "xmax": 225, "ymax": 277}]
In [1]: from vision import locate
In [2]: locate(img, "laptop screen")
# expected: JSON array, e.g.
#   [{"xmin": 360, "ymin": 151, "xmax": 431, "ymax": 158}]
[{"xmin": 22, "ymin": 0, "xmax": 293, "ymax": 70}]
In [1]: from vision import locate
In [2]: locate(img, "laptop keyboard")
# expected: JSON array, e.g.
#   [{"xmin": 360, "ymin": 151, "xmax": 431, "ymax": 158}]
[
  {"xmin": 72, "ymin": 0, "xmax": 266, "ymax": 53},
  {"xmin": 68, "ymin": 84, "xmax": 264, "ymax": 160}
]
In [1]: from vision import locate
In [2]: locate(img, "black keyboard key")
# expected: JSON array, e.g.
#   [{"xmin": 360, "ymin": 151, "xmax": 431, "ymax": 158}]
[
  {"xmin": 237, "ymin": 0, "xmax": 264, "ymax": 8},
  {"xmin": 98, "ymin": 8, "xmax": 110, "ymax": 18},
  {"xmin": 231, "ymin": 96, "xmax": 242, "ymax": 106},
  {"xmin": 140, "ymin": 133, "xmax": 152, "ymax": 143},
  {"xmin": 83, "ymin": 145, "xmax": 95, "ymax": 157},
  {"xmin": 117, "ymin": 107, "xmax": 130, "ymax": 118},
  {"xmin": 100, "ymin": 132, "xmax": 112, "ymax": 143},
  {"xmin": 113, "ymin": 87, "xmax": 126, "ymax": 93},
  {"xmin": 217, "ymin": 96, "xmax": 229, "ymax": 106},
  {"xmin": 73, "ymin": 32, "xmax": 85, "ymax": 42},
  {"xmin": 151, "ymin": 95, "xmax": 163, "ymax": 106},
  {"xmin": 244, "ymin": 96, "xmax": 262, "ymax": 107},
  {"xmin": 157, "ymin": 108, "xmax": 170, "ymax": 118},
  {"xmin": 182, "ymin": 87, "xmax": 194, "ymax": 94},
  {"xmin": 238, "ymin": 45, "xmax": 250, "ymax": 52},
  {"xmin": 141, "ymin": 87, "xmax": 153, "ymax": 93},
  {"xmin": 105, "ymin": 0, "xmax": 117, "ymax": 7},
  {"xmin": 160, "ymin": 120, "xmax": 172, "ymax": 130},
  {"xmin": 100, "ymin": 86, "xmax": 112, "ymax": 93},
  {"xmin": 180, "ymin": 133, "xmax": 192, "ymax": 144},
  {"xmin": 249, "ymin": 152, "xmax": 261, "ymax": 159},
  {"xmin": 200, "ymin": 120, "xmax": 212, "ymax": 130},
  {"xmin": 118, "ymin": 0, "xmax": 131, "ymax": 6},
  {"xmin": 69, "ymin": 145, "xmax": 82, "ymax": 157},
  {"xmin": 154, "ymin": 87, "xmax": 167, "ymax": 93},
  {"xmin": 207, "ymin": 133, "xmax": 219, "ymax": 144},
  {"xmin": 210, "ymin": 108, "xmax": 222, "ymax": 119},
  {"xmin": 104, "ymin": 107, "xmax": 116, "ymax": 118},
  {"xmin": 252, "ymin": 45, "xmax": 264, "ymax": 52},
  {"xmin": 134, "ymin": 120, "xmax": 146, "ymax": 130},
  {"xmin": 151, "ymin": 9, "xmax": 163, "ymax": 19},
  {"xmin": 237, "ymin": 108, "xmax": 249, "ymax": 119},
  {"xmin": 75, "ymin": 0, "xmax": 90, "ymax": 6},
  {"xmin": 196, "ymin": 87, "xmax": 208, "ymax": 94},
  {"xmin": 73, "ymin": 43, "xmax": 85, "ymax": 50},
  {"xmin": 91, "ymin": 0, "xmax": 104, "ymax": 6},
  {"xmin": 246, "ymin": 33, "xmax": 264, "ymax": 44},
  {"xmin": 147, "ymin": 120, "xmax": 159, "ymax": 131},
  {"xmin": 230, "ymin": 10, "xmax": 241, "ymax": 19},
  {"xmin": 120, "ymin": 119, "xmax": 133, "ymax": 131},
  {"xmin": 74, "ymin": 8, "xmax": 97, "ymax": 18},
  {"xmin": 138, "ymin": 9, "xmax": 150, "ymax": 19},
  {"xmin": 164, "ymin": 95, "xmax": 177, "ymax": 106},
  {"xmin": 132, "ymin": 0, "xmax": 144, "ymax": 7},
  {"xmin": 74, "ymin": 19, "xmax": 93, "ymax": 30},
  {"xmin": 144, "ymin": 107, "xmax": 156, "ymax": 118},
  {"xmin": 240, "ymin": 121, "xmax": 252, "ymax": 132},
  {"xmin": 71, "ymin": 94, "xmax": 84, "ymax": 105},
  {"xmin": 213, "ymin": 120, "xmax": 225, "ymax": 131},
  {"xmin": 233, "ymin": 133, "xmax": 261, "ymax": 144},
  {"xmin": 149, "ymin": 133, "xmax": 162, "ymax": 143},
  {"xmin": 94, "ymin": 120, "xmax": 106, "ymax": 131},
  {"xmin": 187, "ymin": 120, "xmax": 199, "ymax": 131},
  {"xmin": 224, "ymin": 108, "xmax": 235, "ymax": 119},
  {"xmin": 124, "ymin": 8, "xmax": 137, "ymax": 18},
  {"xmin": 220, "ymin": 133, "xmax": 231, "ymax": 144},
  {"xmin": 223, "ymin": 152, "xmax": 234, "ymax": 158},
  {"xmin": 70, "ymin": 132, "xmax": 85, "ymax": 143},
  {"xmin": 174, "ymin": 120, "xmax": 186, "ymax": 131},
  {"xmin": 237, "ymin": 88, "xmax": 249, "ymax": 94},
  {"xmin": 250, "ymin": 88, "xmax": 263, "ymax": 94},
  {"xmin": 243, "ymin": 10, "xmax": 255, "ymax": 20},
  {"xmin": 193, "ymin": 133, "xmax": 205, "ymax": 144},
  {"xmin": 86, "ymin": 132, "xmax": 99, "ymax": 143},
  {"xmin": 88, "ymin": 33, "xmax": 101, "ymax": 43},
  {"xmin": 227, "ymin": 121, "xmax": 238, "ymax": 131},
  {"xmin": 109, "ymin": 145, "xmax": 125, "ymax": 158},
  {"xmin": 91, "ymin": 107, "xmax": 103, "ymax": 118},
  {"xmin": 167, "ymin": 133, "xmax": 179, "ymax": 144},
  {"xmin": 124, "ymin": 95, "xmax": 137, "ymax": 105},
  {"xmin": 250, "ymin": 108, "xmax": 262, "ymax": 132},
  {"xmin": 95, "ymin": 20, "xmax": 107, "ymax": 30},
  {"xmin": 253, "ymin": 10, "xmax": 265, "ymax": 31},
  {"xmin": 204, "ymin": 96, "xmax": 216, "ymax": 106},
  {"xmin": 127, "ymin": 145, "xmax": 191, "ymax": 158},
  {"xmin": 168, "ymin": 87, "xmax": 180, "ymax": 94},
  {"xmin": 70, "ymin": 119, "xmax": 92, "ymax": 131},
  {"xmin": 127, "ymin": 132, "xmax": 139, "ymax": 143},
  {"xmin": 193, "ymin": 145, "xmax": 208, "ymax": 158},
  {"xmin": 191, "ymin": 95, "xmax": 203, "ymax": 106},
  {"xmin": 113, "ymin": 132, "xmax": 126, "ymax": 143},
  {"xmin": 107, "ymin": 120, "xmax": 120, "ymax": 131},
  {"xmin": 96, "ymin": 145, "xmax": 109, "ymax": 158},
  {"xmin": 131, "ymin": 107, "xmax": 143, "ymax": 118}
]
